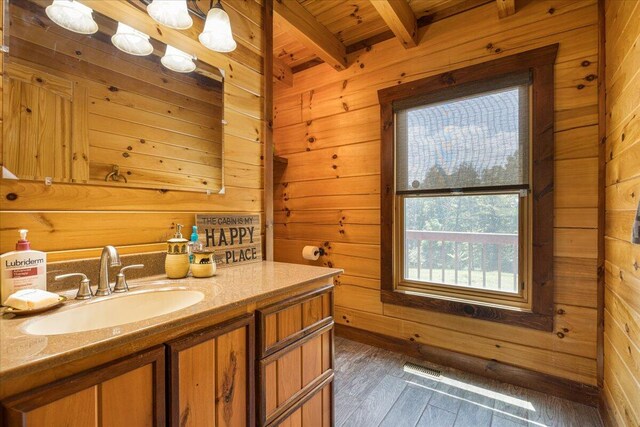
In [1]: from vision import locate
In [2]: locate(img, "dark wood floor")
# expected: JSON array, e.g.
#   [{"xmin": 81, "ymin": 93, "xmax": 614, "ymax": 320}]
[{"xmin": 334, "ymin": 336, "xmax": 603, "ymax": 427}]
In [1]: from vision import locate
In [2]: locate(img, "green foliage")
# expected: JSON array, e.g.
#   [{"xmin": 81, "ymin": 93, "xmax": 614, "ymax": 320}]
[{"xmin": 404, "ymin": 158, "xmax": 522, "ymax": 280}]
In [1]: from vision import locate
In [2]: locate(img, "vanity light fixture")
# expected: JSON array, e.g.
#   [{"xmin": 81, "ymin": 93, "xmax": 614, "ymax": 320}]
[
  {"xmin": 199, "ymin": 0, "xmax": 237, "ymax": 53},
  {"xmin": 147, "ymin": 0, "xmax": 193, "ymax": 30},
  {"xmin": 45, "ymin": 0, "xmax": 98, "ymax": 35},
  {"xmin": 161, "ymin": 45, "xmax": 197, "ymax": 73},
  {"xmin": 111, "ymin": 22, "xmax": 154, "ymax": 56}
]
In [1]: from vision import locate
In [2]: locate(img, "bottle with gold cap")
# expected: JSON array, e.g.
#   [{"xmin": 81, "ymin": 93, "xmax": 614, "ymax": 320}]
[{"xmin": 165, "ymin": 224, "xmax": 190, "ymax": 279}]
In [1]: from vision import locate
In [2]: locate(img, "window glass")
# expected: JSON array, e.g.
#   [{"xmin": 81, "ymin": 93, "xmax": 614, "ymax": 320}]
[{"xmin": 403, "ymin": 194, "xmax": 520, "ymax": 294}]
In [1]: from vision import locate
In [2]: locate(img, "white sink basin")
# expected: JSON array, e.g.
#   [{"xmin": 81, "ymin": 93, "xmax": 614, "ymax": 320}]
[{"xmin": 23, "ymin": 290, "xmax": 205, "ymax": 336}]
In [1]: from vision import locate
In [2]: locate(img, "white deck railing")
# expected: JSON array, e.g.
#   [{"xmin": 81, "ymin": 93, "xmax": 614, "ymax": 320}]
[{"xmin": 405, "ymin": 230, "xmax": 518, "ymax": 291}]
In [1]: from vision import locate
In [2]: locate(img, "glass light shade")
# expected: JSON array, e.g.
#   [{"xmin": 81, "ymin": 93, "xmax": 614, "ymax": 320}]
[
  {"xmin": 147, "ymin": 0, "xmax": 193, "ymax": 30},
  {"xmin": 45, "ymin": 0, "xmax": 98, "ymax": 34},
  {"xmin": 198, "ymin": 4, "xmax": 237, "ymax": 53},
  {"xmin": 111, "ymin": 23, "xmax": 154, "ymax": 56},
  {"xmin": 161, "ymin": 45, "xmax": 196, "ymax": 73}
]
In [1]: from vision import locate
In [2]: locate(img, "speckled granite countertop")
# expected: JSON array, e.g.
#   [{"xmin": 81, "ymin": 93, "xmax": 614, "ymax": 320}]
[{"xmin": 0, "ymin": 261, "xmax": 341, "ymax": 380}]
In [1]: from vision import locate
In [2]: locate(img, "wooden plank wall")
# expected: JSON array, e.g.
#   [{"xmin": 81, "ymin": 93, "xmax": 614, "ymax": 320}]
[
  {"xmin": 0, "ymin": 0, "xmax": 266, "ymax": 262},
  {"xmin": 4, "ymin": 63, "xmax": 75, "ymax": 183},
  {"xmin": 273, "ymin": 0, "xmax": 601, "ymax": 385},
  {"xmin": 601, "ymin": 0, "xmax": 640, "ymax": 425}
]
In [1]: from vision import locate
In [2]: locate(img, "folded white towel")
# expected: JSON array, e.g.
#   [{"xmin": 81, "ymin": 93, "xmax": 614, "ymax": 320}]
[{"xmin": 4, "ymin": 289, "xmax": 60, "ymax": 310}]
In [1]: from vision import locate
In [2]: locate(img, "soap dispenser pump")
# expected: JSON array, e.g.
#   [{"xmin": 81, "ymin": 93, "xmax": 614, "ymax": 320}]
[
  {"xmin": 165, "ymin": 224, "xmax": 190, "ymax": 279},
  {"xmin": 0, "ymin": 229, "xmax": 47, "ymax": 305}
]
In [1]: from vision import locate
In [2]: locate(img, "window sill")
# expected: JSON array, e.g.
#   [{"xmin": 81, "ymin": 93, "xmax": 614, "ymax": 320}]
[{"xmin": 381, "ymin": 289, "xmax": 553, "ymax": 332}]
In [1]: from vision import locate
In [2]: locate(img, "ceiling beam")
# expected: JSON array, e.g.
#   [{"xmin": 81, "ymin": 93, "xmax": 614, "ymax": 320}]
[
  {"xmin": 496, "ymin": 0, "xmax": 516, "ymax": 18},
  {"xmin": 346, "ymin": 0, "xmax": 492, "ymax": 54},
  {"xmin": 273, "ymin": 0, "xmax": 348, "ymax": 71},
  {"xmin": 369, "ymin": 0, "xmax": 418, "ymax": 48},
  {"xmin": 273, "ymin": 56, "xmax": 293, "ymax": 87}
]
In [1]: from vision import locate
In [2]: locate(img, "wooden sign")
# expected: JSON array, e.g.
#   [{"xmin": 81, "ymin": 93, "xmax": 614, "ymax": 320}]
[{"xmin": 195, "ymin": 214, "xmax": 262, "ymax": 266}]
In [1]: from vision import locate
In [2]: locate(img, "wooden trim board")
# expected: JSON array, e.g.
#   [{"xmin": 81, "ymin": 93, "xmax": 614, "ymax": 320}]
[
  {"xmin": 595, "ymin": 0, "xmax": 606, "ymax": 390},
  {"xmin": 381, "ymin": 289, "xmax": 554, "ymax": 331},
  {"xmin": 598, "ymin": 392, "xmax": 615, "ymax": 427},
  {"xmin": 264, "ymin": 0, "xmax": 275, "ymax": 261}
]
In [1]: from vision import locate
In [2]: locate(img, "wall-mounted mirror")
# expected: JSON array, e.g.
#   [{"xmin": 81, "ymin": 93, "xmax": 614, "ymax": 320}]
[{"xmin": 2, "ymin": 0, "xmax": 224, "ymax": 193}]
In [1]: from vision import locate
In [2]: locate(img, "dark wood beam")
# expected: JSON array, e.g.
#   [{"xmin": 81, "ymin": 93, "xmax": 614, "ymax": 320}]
[
  {"xmin": 273, "ymin": 56, "xmax": 293, "ymax": 87},
  {"xmin": 264, "ymin": 0, "xmax": 275, "ymax": 260}
]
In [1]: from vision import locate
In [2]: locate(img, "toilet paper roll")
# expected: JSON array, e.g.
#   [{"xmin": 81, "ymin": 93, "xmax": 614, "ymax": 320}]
[{"xmin": 302, "ymin": 246, "xmax": 321, "ymax": 261}]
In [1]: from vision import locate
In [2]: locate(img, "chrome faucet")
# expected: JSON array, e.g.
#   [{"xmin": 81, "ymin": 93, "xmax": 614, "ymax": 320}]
[{"xmin": 96, "ymin": 245, "xmax": 121, "ymax": 296}]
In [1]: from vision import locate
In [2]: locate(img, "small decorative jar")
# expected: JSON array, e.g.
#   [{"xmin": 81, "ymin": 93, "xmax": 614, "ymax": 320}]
[
  {"xmin": 165, "ymin": 224, "xmax": 190, "ymax": 279},
  {"xmin": 190, "ymin": 251, "xmax": 216, "ymax": 278}
]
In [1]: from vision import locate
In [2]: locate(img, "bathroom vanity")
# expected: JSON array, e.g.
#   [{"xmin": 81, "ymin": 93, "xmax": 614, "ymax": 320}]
[{"xmin": 0, "ymin": 261, "xmax": 341, "ymax": 427}]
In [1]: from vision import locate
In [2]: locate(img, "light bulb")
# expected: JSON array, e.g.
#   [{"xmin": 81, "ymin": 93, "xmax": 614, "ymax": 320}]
[
  {"xmin": 198, "ymin": 2, "xmax": 237, "ymax": 53},
  {"xmin": 161, "ymin": 45, "xmax": 197, "ymax": 73},
  {"xmin": 111, "ymin": 22, "xmax": 154, "ymax": 56},
  {"xmin": 45, "ymin": 0, "xmax": 98, "ymax": 34},
  {"xmin": 147, "ymin": 0, "xmax": 193, "ymax": 30}
]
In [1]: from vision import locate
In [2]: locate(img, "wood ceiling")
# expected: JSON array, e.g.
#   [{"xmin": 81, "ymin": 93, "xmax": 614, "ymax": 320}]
[{"xmin": 273, "ymin": 0, "xmax": 516, "ymax": 82}]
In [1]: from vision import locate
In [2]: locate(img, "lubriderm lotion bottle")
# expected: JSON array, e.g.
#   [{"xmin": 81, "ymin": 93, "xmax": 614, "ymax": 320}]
[{"xmin": 0, "ymin": 230, "xmax": 47, "ymax": 305}]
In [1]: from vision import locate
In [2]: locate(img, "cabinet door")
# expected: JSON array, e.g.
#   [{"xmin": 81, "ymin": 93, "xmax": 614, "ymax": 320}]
[
  {"xmin": 268, "ymin": 377, "xmax": 333, "ymax": 427},
  {"xmin": 167, "ymin": 314, "xmax": 255, "ymax": 427},
  {"xmin": 1, "ymin": 346, "xmax": 165, "ymax": 427}
]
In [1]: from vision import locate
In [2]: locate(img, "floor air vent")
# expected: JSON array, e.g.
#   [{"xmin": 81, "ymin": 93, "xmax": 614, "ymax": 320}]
[{"xmin": 403, "ymin": 362, "xmax": 442, "ymax": 378}]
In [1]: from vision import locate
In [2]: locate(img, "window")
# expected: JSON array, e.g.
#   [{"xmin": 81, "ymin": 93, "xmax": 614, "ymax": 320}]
[
  {"xmin": 378, "ymin": 45, "xmax": 558, "ymax": 331},
  {"xmin": 397, "ymin": 78, "xmax": 530, "ymax": 303}
]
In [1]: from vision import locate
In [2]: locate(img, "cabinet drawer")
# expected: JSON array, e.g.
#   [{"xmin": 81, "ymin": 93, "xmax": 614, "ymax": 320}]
[
  {"xmin": 258, "ymin": 323, "xmax": 333, "ymax": 427},
  {"xmin": 1, "ymin": 347, "xmax": 165, "ymax": 427},
  {"xmin": 266, "ymin": 375, "xmax": 333, "ymax": 427},
  {"xmin": 257, "ymin": 285, "xmax": 333, "ymax": 358}
]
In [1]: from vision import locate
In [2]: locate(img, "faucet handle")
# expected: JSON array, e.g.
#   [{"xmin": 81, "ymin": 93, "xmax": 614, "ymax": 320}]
[
  {"xmin": 113, "ymin": 264, "xmax": 144, "ymax": 293},
  {"xmin": 55, "ymin": 273, "xmax": 92, "ymax": 300}
]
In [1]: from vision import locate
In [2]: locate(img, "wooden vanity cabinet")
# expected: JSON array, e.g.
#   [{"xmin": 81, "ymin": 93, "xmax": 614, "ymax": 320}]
[
  {"xmin": 0, "ymin": 283, "xmax": 335, "ymax": 427},
  {"xmin": 257, "ymin": 286, "xmax": 334, "ymax": 427},
  {"xmin": 1, "ymin": 346, "xmax": 165, "ymax": 427},
  {"xmin": 166, "ymin": 314, "xmax": 255, "ymax": 427}
]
